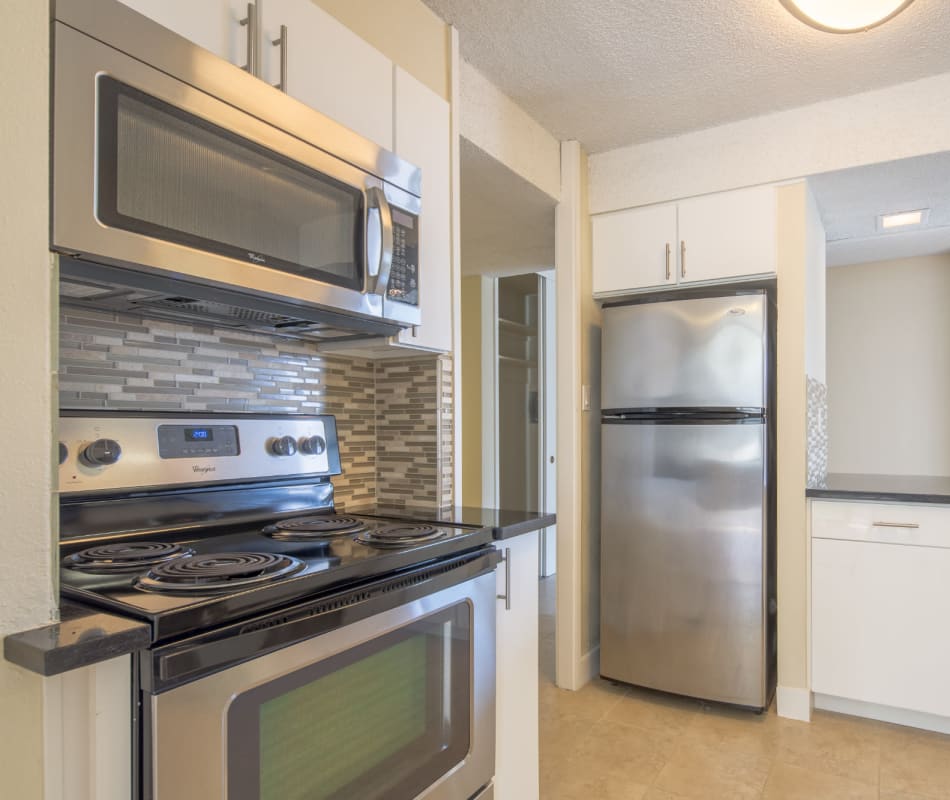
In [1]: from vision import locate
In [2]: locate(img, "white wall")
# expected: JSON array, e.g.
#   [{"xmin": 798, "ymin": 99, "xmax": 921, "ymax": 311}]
[
  {"xmin": 1, "ymin": 0, "xmax": 56, "ymax": 795},
  {"xmin": 827, "ymin": 254, "xmax": 950, "ymax": 476},
  {"xmin": 590, "ymin": 71, "xmax": 950, "ymax": 214},
  {"xmin": 460, "ymin": 60, "xmax": 560, "ymax": 201}
]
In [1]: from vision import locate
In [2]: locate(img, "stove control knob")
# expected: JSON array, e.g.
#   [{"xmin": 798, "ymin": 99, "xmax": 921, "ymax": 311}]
[
  {"xmin": 271, "ymin": 435, "xmax": 297, "ymax": 457},
  {"xmin": 81, "ymin": 438, "xmax": 122, "ymax": 467},
  {"xmin": 299, "ymin": 435, "xmax": 326, "ymax": 455},
  {"xmin": 58, "ymin": 442, "xmax": 68, "ymax": 465}
]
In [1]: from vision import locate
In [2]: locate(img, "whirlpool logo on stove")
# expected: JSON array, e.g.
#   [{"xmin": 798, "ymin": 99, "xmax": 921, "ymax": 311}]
[{"xmin": 192, "ymin": 465, "xmax": 217, "ymax": 474}]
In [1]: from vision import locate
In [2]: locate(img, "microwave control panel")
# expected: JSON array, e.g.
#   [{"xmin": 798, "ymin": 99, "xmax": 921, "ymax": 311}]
[{"xmin": 388, "ymin": 209, "xmax": 419, "ymax": 306}]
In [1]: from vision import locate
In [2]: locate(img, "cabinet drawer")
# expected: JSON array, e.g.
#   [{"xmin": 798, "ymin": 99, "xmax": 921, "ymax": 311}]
[{"xmin": 811, "ymin": 500, "xmax": 950, "ymax": 549}]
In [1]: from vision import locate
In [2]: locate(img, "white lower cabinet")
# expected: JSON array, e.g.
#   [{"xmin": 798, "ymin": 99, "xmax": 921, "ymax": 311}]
[
  {"xmin": 494, "ymin": 532, "xmax": 539, "ymax": 800},
  {"xmin": 811, "ymin": 500, "xmax": 950, "ymax": 719}
]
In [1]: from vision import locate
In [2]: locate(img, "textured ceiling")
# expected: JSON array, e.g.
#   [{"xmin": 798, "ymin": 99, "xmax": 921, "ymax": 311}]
[
  {"xmin": 423, "ymin": 0, "xmax": 950, "ymax": 153},
  {"xmin": 810, "ymin": 152, "xmax": 950, "ymax": 267},
  {"xmin": 460, "ymin": 138, "xmax": 556, "ymax": 276}
]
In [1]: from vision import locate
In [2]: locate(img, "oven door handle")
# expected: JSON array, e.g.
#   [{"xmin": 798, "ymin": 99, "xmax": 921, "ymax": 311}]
[
  {"xmin": 364, "ymin": 186, "xmax": 393, "ymax": 297},
  {"xmin": 145, "ymin": 547, "xmax": 500, "ymax": 694}
]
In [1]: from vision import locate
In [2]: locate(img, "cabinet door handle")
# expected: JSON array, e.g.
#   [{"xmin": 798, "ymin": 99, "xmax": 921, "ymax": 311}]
[
  {"xmin": 496, "ymin": 547, "xmax": 512, "ymax": 611},
  {"xmin": 872, "ymin": 521, "xmax": 919, "ymax": 529},
  {"xmin": 680, "ymin": 240, "xmax": 686, "ymax": 278},
  {"xmin": 240, "ymin": 3, "xmax": 260, "ymax": 76},
  {"xmin": 272, "ymin": 24, "xmax": 288, "ymax": 92},
  {"xmin": 665, "ymin": 242, "xmax": 671, "ymax": 280}
]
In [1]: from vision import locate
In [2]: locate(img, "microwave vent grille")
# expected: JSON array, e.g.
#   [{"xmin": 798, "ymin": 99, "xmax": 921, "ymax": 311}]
[
  {"xmin": 58, "ymin": 260, "xmax": 394, "ymax": 344},
  {"xmin": 60, "ymin": 285, "xmax": 371, "ymax": 343}
]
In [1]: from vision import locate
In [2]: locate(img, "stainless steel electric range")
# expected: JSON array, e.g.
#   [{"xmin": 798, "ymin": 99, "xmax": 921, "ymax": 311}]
[{"xmin": 58, "ymin": 411, "xmax": 498, "ymax": 800}]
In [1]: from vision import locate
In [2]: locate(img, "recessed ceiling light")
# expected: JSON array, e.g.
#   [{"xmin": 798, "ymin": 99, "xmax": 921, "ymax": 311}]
[
  {"xmin": 878, "ymin": 209, "xmax": 929, "ymax": 230},
  {"xmin": 779, "ymin": 0, "xmax": 916, "ymax": 33}
]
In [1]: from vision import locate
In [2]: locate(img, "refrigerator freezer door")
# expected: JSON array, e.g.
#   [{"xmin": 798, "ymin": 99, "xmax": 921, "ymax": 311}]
[
  {"xmin": 602, "ymin": 294, "xmax": 766, "ymax": 411},
  {"xmin": 600, "ymin": 420, "xmax": 767, "ymax": 707}
]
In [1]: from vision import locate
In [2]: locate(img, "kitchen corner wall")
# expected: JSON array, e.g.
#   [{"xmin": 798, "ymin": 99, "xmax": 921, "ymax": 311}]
[{"xmin": 58, "ymin": 307, "xmax": 453, "ymax": 509}]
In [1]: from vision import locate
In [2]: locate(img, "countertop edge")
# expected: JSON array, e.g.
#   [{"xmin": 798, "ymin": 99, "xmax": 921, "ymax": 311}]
[
  {"xmin": 3, "ymin": 602, "xmax": 150, "ymax": 677},
  {"xmin": 806, "ymin": 489, "xmax": 950, "ymax": 505},
  {"xmin": 492, "ymin": 513, "xmax": 557, "ymax": 540}
]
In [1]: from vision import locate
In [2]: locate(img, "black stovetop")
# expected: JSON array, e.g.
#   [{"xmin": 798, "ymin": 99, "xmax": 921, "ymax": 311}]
[{"xmin": 60, "ymin": 513, "xmax": 492, "ymax": 643}]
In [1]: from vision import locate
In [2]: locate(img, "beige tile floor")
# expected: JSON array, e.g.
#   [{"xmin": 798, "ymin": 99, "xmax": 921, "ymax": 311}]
[{"xmin": 537, "ymin": 576, "xmax": 950, "ymax": 800}]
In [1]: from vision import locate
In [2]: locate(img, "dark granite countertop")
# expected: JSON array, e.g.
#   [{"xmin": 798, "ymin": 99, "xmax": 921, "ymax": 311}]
[
  {"xmin": 343, "ymin": 504, "xmax": 556, "ymax": 540},
  {"xmin": 807, "ymin": 473, "xmax": 950, "ymax": 504},
  {"xmin": 4, "ymin": 601, "xmax": 150, "ymax": 677}
]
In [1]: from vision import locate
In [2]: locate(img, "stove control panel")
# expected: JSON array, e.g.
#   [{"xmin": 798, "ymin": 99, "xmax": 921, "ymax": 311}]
[
  {"xmin": 158, "ymin": 425, "xmax": 240, "ymax": 459},
  {"xmin": 59, "ymin": 413, "xmax": 342, "ymax": 494}
]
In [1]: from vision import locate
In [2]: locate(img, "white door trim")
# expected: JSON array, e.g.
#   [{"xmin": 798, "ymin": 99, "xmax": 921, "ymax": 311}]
[
  {"xmin": 539, "ymin": 271, "xmax": 557, "ymax": 577},
  {"xmin": 480, "ymin": 275, "xmax": 498, "ymax": 509}
]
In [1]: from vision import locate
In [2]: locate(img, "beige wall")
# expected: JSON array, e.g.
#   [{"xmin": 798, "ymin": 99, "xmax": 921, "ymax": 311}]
[
  {"xmin": 1, "ymin": 0, "xmax": 56, "ymax": 795},
  {"xmin": 578, "ymin": 148, "xmax": 602, "ymax": 653},
  {"xmin": 460, "ymin": 60, "xmax": 561, "ymax": 201},
  {"xmin": 827, "ymin": 254, "xmax": 950, "ymax": 476},
  {"xmin": 776, "ymin": 182, "xmax": 810, "ymax": 700},
  {"xmin": 311, "ymin": 0, "xmax": 450, "ymax": 100},
  {"xmin": 805, "ymin": 188, "xmax": 827, "ymax": 382},
  {"xmin": 590, "ymin": 70, "xmax": 950, "ymax": 214},
  {"xmin": 460, "ymin": 276, "xmax": 484, "ymax": 505}
]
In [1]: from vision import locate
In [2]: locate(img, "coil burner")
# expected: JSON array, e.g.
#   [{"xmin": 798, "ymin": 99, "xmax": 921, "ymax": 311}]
[
  {"xmin": 261, "ymin": 515, "xmax": 365, "ymax": 541},
  {"xmin": 135, "ymin": 552, "xmax": 305, "ymax": 593},
  {"xmin": 355, "ymin": 524, "xmax": 447, "ymax": 549},
  {"xmin": 63, "ymin": 542, "xmax": 195, "ymax": 574}
]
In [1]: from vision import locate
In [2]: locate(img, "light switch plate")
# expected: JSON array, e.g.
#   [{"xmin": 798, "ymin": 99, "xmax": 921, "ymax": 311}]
[{"xmin": 582, "ymin": 384, "xmax": 591, "ymax": 412}]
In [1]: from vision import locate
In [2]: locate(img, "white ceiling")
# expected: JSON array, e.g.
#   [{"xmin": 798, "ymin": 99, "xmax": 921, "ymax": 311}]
[
  {"xmin": 460, "ymin": 138, "xmax": 556, "ymax": 276},
  {"xmin": 809, "ymin": 152, "xmax": 950, "ymax": 267},
  {"xmin": 423, "ymin": 0, "xmax": 950, "ymax": 153}
]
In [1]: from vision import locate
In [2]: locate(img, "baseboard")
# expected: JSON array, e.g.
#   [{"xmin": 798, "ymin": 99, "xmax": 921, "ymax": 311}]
[
  {"xmin": 558, "ymin": 645, "xmax": 600, "ymax": 691},
  {"xmin": 814, "ymin": 693, "xmax": 950, "ymax": 735},
  {"xmin": 776, "ymin": 685, "xmax": 812, "ymax": 721},
  {"xmin": 580, "ymin": 645, "xmax": 600, "ymax": 685}
]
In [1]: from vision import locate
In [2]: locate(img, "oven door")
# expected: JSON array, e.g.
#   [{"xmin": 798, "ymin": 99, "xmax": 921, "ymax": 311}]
[
  {"xmin": 53, "ymin": 20, "xmax": 421, "ymax": 329},
  {"xmin": 145, "ymin": 555, "xmax": 496, "ymax": 800}
]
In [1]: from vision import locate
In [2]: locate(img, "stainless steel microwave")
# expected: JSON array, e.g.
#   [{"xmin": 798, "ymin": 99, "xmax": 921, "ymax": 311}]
[{"xmin": 52, "ymin": 0, "xmax": 422, "ymax": 342}]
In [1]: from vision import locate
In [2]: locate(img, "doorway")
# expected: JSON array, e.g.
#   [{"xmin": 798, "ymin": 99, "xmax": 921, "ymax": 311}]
[{"xmin": 457, "ymin": 137, "xmax": 558, "ymax": 684}]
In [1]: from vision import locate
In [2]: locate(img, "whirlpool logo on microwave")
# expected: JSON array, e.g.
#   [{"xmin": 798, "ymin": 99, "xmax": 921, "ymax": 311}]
[
  {"xmin": 192, "ymin": 465, "xmax": 216, "ymax": 474},
  {"xmin": 247, "ymin": 252, "xmax": 266, "ymax": 264}
]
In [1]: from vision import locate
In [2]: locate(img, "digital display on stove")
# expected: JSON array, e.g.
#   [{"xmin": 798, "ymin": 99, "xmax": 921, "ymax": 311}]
[{"xmin": 157, "ymin": 424, "xmax": 240, "ymax": 458}]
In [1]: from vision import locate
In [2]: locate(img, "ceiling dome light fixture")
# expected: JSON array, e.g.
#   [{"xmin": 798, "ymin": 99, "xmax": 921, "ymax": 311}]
[{"xmin": 779, "ymin": 0, "xmax": 916, "ymax": 33}]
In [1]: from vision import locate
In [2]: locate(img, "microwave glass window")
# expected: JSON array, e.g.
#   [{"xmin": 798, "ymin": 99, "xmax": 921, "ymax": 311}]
[
  {"xmin": 227, "ymin": 603, "xmax": 471, "ymax": 800},
  {"xmin": 97, "ymin": 77, "xmax": 363, "ymax": 290}
]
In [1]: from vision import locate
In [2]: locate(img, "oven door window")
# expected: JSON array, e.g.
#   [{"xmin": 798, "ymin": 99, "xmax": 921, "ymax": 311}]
[
  {"xmin": 227, "ymin": 601, "xmax": 471, "ymax": 800},
  {"xmin": 96, "ymin": 76, "xmax": 363, "ymax": 291}
]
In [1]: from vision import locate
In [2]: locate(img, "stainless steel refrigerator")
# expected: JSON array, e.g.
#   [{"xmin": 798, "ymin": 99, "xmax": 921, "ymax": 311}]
[{"xmin": 599, "ymin": 291, "xmax": 776, "ymax": 710}]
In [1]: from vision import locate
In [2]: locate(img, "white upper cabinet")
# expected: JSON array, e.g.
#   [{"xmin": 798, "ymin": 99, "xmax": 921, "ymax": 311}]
[
  {"xmin": 392, "ymin": 68, "xmax": 453, "ymax": 353},
  {"xmin": 260, "ymin": 0, "xmax": 394, "ymax": 149},
  {"xmin": 118, "ymin": 0, "xmax": 251, "ymax": 66},
  {"xmin": 592, "ymin": 203, "xmax": 677, "ymax": 295},
  {"xmin": 677, "ymin": 185, "xmax": 777, "ymax": 285},
  {"xmin": 592, "ymin": 185, "xmax": 777, "ymax": 297}
]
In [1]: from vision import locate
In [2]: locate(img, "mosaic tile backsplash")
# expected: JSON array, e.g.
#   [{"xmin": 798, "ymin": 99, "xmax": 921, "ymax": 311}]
[
  {"xmin": 807, "ymin": 375, "xmax": 828, "ymax": 489},
  {"xmin": 58, "ymin": 306, "xmax": 452, "ymax": 509}
]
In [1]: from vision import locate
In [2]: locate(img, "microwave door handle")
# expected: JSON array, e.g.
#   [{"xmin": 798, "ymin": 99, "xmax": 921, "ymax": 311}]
[{"xmin": 364, "ymin": 187, "xmax": 393, "ymax": 296}]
